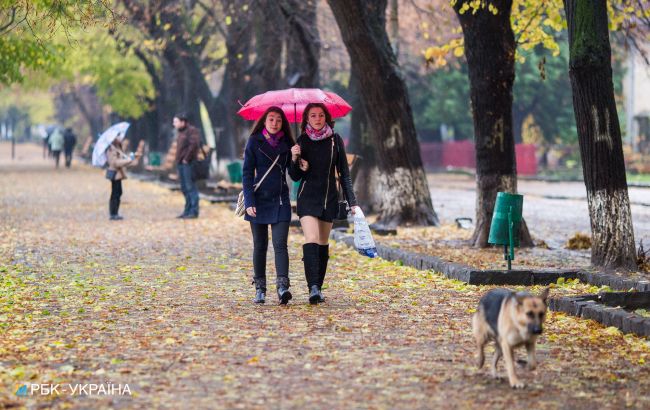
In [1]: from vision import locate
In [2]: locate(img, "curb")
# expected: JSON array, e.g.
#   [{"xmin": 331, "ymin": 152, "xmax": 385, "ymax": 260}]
[
  {"xmin": 549, "ymin": 293, "xmax": 650, "ymax": 337},
  {"xmin": 329, "ymin": 231, "xmax": 650, "ymax": 291}
]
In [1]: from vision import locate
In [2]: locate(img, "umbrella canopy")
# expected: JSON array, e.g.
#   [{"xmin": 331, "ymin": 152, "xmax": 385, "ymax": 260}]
[
  {"xmin": 237, "ymin": 88, "xmax": 352, "ymax": 123},
  {"xmin": 92, "ymin": 122, "xmax": 130, "ymax": 167}
]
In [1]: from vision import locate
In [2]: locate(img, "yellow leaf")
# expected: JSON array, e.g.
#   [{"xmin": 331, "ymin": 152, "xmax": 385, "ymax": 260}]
[{"xmin": 604, "ymin": 327, "xmax": 622, "ymax": 337}]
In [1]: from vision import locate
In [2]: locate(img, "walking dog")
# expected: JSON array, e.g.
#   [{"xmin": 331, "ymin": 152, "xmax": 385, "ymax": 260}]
[{"xmin": 472, "ymin": 287, "xmax": 550, "ymax": 388}]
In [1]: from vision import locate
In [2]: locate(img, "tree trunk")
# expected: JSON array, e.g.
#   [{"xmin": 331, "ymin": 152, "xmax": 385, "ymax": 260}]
[
  {"xmin": 454, "ymin": 0, "xmax": 533, "ymax": 247},
  {"xmin": 348, "ymin": 63, "xmax": 381, "ymax": 212},
  {"xmin": 248, "ymin": 1, "xmax": 285, "ymax": 94},
  {"xmin": 282, "ymin": 0, "xmax": 320, "ymax": 88},
  {"xmin": 564, "ymin": 0, "xmax": 636, "ymax": 269},
  {"xmin": 215, "ymin": 1, "xmax": 252, "ymax": 159},
  {"xmin": 327, "ymin": 0, "xmax": 438, "ymax": 227}
]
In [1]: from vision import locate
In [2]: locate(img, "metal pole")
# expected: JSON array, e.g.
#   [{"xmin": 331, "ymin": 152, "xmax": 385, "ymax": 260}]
[{"xmin": 294, "ymin": 103, "xmax": 298, "ymax": 138}]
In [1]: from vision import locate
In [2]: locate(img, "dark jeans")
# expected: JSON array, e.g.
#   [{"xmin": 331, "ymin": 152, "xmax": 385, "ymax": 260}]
[
  {"xmin": 64, "ymin": 150, "xmax": 73, "ymax": 168},
  {"xmin": 110, "ymin": 180, "xmax": 122, "ymax": 216},
  {"xmin": 52, "ymin": 150, "xmax": 61, "ymax": 168},
  {"xmin": 178, "ymin": 163, "xmax": 199, "ymax": 216},
  {"xmin": 250, "ymin": 221, "xmax": 290, "ymax": 289}
]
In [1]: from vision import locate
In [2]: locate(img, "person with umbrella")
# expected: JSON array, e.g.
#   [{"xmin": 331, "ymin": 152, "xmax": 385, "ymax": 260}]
[
  {"xmin": 173, "ymin": 113, "xmax": 202, "ymax": 219},
  {"xmin": 92, "ymin": 122, "xmax": 140, "ymax": 220},
  {"xmin": 243, "ymin": 106, "xmax": 298, "ymax": 304},
  {"xmin": 289, "ymin": 103, "xmax": 358, "ymax": 304},
  {"xmin": 106, "ymin": 135, "xmax": 141, "ymax": 220}
]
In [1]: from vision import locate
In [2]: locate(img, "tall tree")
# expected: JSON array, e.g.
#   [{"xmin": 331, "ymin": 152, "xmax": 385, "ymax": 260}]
[
  {"xmin": 564, "ymin": 0, "xmax": 636, "ymax": 269},
  {"xmin": 214, "ymin": 0, "xmax": 253, "ymax": 159},
  {"xmin": 453, "ymin": 0, "xmax": 533, "ymax": 247},
  {"xmin": 281, "ymin": 0, "xmax": 320, "ymax": 88},
  {"xmin": 248, "ymin": 0, "xmax": 285, "ymax": 93},
  {"xmin": 327, "ymin": 0, "xmax": 439, "ymax": 227}
]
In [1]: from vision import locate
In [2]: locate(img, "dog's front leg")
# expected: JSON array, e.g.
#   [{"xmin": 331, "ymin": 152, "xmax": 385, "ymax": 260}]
[
  {"xmin": 501, "ymin": 340, "xmax": 524, "ymax": 389},
  {"xmin": 525, "ymin": 341, "xmax": 537, "ymax": 371}
]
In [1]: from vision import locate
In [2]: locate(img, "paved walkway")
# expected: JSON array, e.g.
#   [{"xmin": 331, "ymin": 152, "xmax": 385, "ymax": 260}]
[
  {"xmin": 428, "ymin": 174, "xmax": 650, "ymax": 249},
  {"xmin": 1, "ymin": 143, "xmax": 648, "ymax": 409}
]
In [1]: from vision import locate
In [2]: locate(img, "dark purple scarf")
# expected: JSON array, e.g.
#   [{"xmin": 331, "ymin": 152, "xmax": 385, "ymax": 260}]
[{"xmin": 262, "ymin": 129, "xmax": 284, "ymax": 148}]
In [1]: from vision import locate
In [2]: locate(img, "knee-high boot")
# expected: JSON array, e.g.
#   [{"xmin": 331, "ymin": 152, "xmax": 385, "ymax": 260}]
[
  {"xmin": 317, "ymin": 244, "xmax": 329, "ymax": 302},
  {"xmin": 302, "ymin": 243, "xmax": 321, "ymax": 304}
]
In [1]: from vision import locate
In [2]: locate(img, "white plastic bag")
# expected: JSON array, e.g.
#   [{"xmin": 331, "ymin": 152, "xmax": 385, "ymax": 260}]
[{"xmin": 353, "ymin": 208, "xmax": 378, "ymax": 258}]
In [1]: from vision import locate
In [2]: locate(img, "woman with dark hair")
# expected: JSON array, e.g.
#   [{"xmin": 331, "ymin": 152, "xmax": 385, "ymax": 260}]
[
  {"xmin": 288, "ymin": 103, "xmax": 358, "ymax": 304},
  {"xmin": 106, "ymin": 137, "xmax": 141, "ymax": 220},
  {"xmin": 243, "ymin": 106, "xmax": 300, "ymax": 304}
]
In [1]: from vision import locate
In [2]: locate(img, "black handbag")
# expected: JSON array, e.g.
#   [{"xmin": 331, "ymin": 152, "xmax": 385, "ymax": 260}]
[
  {"xmin": 192, "ymin": 146, "xmax": 211, "ymax": 180},
  {"xmin": 105, "ymin": 169, "xmax": 117, "ymax": 180},
  {"xmin": 334, "ymin": 136, "xmax": 350, "ymax": 221}
]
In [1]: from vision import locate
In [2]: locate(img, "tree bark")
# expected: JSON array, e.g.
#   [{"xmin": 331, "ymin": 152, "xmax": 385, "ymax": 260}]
[
  {"xmin": 281, "ymin": 0, "xmax": 320, "ymax": 88},
  {"xmin": 210, "ymin": 0, "xmax": 252, "ymax": 159},
  {"xmin": 327, "ymin": 0, "xmax": 438, "ymax": 227},
  {"xmin": 248, "ymin": 0, "xmax": 285, "ymax": 94},
  {"xmin": 564, "ymin": 0, "xmax": 636, "ymax": 269},
  {"xmin": 453, "ymin": 0, "xmax": 533, "ymax": 247},
  {"xmin": 347, "ymin": 64, "xmax": 380, "ymax": 212}
]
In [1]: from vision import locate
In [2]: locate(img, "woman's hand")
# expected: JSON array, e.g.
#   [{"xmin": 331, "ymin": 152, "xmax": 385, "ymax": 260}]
[
  {"xmin": 350, "ymin": 206, "xmax": 360, "ymax": 216},
  {"xmin": 299, "ymin": 159, "xmax": 309, "ymax": 171},
  {"xmin": 246, "ymin": 207, "xmax": 257, "ymax": 217},
  {"xmin": 291, "ymin": 145, "xmax": 301, "ymax": 161}
]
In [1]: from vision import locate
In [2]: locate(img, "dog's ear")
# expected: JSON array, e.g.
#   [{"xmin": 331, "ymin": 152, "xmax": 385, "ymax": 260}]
[
  {"xmin": 539, "ymin": 287, "xmax": 550, "ymax": 305},
  {"xmin": 515, "ymin": 293, "xmax": 527, "ymax": 306}
]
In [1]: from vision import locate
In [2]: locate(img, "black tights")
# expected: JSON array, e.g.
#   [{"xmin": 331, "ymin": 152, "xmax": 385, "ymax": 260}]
[
  {"xmin": 110, "ymin": 180, "xmax": 122, "ymax": 216},
  {"xmin": 250, "ymin": 221, "xmax": 290, "ymax": 288}
]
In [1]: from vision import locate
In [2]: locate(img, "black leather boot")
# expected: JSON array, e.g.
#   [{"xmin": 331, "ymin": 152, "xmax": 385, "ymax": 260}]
[
  {"xmin": 276, "ymin": 276, "xmax": 292, "ymax": 305},
  {"xmin": 317, "ymin": 244, "xmax": 329, "ymax": 302},
  {"xmin": 253, "ymin": 278, "xmax": 266, "ymax": 304},
  {"xmin": 303, "ymin": 243, "xmax": 320, "ymax": 304}
]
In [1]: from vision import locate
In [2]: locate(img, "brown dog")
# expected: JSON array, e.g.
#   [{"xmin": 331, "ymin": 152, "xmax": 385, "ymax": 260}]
[{"xmin": 472, "ymin": 287, "xmax": 550, "ymax": 388}]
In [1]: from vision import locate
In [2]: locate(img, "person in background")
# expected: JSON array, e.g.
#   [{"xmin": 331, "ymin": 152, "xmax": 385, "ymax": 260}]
[
  {"xmin": 49, "ymin": 127, "xmax": 64, "ymax": 169},
  {"xmin": 173, "ymin": 113, "xmax": 202, "ymax": 219},
  {"xmin": 106, "ymin": 137, "xmax": 141, "ymax": 220},
  {"xmin": 63, "ymin": 128, "xmax": 77, "ymax": 168}
]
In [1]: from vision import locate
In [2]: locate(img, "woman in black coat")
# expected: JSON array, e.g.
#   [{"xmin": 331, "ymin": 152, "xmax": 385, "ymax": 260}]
[
  {"xmin": 243, "ymin": 106, "xmax": 301, "ymax": 305},
  {"xmin": 289, "ymin": 103, "xmax": 358, "ymax": 304}
]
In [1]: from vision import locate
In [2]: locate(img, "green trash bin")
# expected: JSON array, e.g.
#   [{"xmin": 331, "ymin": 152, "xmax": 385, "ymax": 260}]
[
  {"xmin": 227, "ymin": 161, "xmax": 242, "ymax": 183},
  {"xmin": 148, "ymin": 152, "xmax": 162, "ymax": 166},
  {"xmin": 488, "ymin": 192, "xmax": 523, "ymax": 270}
]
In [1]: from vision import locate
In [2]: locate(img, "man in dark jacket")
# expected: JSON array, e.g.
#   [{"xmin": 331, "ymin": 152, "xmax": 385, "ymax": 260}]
[
  {"xmin": 173, "ymin": 113, "xmax": 201, "ymax": 218},
  {"xmin": 63, "ymin": 128, "xmax": 77, "ymax": 168}
]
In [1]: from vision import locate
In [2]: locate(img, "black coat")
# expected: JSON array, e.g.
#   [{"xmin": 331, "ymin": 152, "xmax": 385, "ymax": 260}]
[
  {"xmin": 289, "ymin": 133, "xmax": 356, "ymax": 221},
  {"xmin": 63, "ymin": 130, "xmax": 76, "ymax": 154},
  {"xmin": 242, "ymin": 133, "xmax": 293, "ymax": 225}
]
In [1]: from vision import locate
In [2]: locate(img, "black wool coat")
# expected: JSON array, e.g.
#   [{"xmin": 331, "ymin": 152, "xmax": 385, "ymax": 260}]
[{"xmin": 289, "ymin": 133, "xmax": 357, "ymax": 222}]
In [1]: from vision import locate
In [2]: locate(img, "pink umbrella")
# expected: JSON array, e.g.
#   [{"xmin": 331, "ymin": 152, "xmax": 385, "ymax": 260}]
[{"xmin": 237, "ymin": 88, "xmax": 352, "ymax": 123}]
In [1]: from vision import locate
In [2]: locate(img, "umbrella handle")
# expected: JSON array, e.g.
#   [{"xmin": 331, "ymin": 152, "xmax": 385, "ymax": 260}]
[{"xmin": 237, "ymin": 100, "xmax": 244, "ymax": 107}]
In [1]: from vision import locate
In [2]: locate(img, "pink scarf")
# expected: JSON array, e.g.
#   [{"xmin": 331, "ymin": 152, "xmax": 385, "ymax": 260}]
[{"xmin": 305, "ymin": 124, "xmax": 333, "ymax": 141}]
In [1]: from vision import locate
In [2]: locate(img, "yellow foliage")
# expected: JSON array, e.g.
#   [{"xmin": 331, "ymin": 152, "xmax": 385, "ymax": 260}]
[{"xmin": 429, "ymin": 0, "xmax": 640, "ymax": 66}]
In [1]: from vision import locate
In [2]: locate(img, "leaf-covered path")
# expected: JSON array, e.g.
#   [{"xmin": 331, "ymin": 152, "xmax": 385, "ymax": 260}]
[{"xmin": 1, "ymin": 144, "xmax": 649, "ymax": 409}]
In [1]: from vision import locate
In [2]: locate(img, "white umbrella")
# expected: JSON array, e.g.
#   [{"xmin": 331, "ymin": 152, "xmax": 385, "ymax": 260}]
[{"xmin": 92, "ymin": 122, "xmax": 130, "ymax": 167}]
